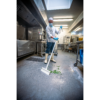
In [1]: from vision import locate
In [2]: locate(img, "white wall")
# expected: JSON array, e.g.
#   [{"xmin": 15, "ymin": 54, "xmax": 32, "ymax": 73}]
[{"xmin": 55, "ymin": 28, "xmax": 71, "ymax": 44}]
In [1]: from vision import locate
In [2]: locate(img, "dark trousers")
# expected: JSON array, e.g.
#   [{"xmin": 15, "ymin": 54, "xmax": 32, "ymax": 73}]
[{"xmin": 45, "ymin": 42, "xmax": 55, "ymax": 54}]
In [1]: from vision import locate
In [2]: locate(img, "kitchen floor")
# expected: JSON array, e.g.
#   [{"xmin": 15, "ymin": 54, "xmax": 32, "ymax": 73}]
[{"xmin": 17, "ymin": 50, "xmax": 83, "ymax": 100}]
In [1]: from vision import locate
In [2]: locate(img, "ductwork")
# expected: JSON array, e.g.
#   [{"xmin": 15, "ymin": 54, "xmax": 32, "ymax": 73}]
[
  {"xmin": 17, "ymin": 0, "xmax": 41, "ymax": 28},
  {"xmin": 20, "ymin": 0, "xmax": 47, "ymax": 29},
  {"xmin": 68, "ymin": 12, "xmax": 83, "ymax": 33}
]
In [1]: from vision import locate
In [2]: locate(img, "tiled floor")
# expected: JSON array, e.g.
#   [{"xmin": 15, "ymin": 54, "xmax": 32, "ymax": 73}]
[{"xmin": 17, "ymin": 50, "xmax": 83, "ymax": 100}]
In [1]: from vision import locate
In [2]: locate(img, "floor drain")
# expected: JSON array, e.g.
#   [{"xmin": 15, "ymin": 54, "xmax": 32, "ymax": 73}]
[{"xmin": 26, "ymin": 57, "xmax": 44, "ymax": 62}]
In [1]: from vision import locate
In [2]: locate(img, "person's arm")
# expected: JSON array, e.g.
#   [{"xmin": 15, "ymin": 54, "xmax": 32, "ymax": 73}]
[
  {"xmin": 46, "ymin": 27, "xmax": 53, "ymax": 38},
  {"xmin": 55, "ymin": 28, "xmax": 59, "ymax": 34},
  {"xmin": 55, "ymin": 26, "xmax": 62, "ymax": 35}
]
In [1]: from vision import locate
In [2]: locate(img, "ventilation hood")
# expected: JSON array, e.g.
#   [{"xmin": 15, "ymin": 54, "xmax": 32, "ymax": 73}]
[{"xmin": 17, "ymin": 0, "xmax": 41, "ymax": 28}]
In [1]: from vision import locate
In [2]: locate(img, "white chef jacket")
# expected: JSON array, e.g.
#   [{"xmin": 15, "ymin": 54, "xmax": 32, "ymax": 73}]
[{"xmin": 46, "ymin": 25, "xmax": 60, "ymax": 42}]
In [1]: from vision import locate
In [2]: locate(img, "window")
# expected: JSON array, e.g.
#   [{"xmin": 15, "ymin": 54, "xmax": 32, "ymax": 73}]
[{"xmin": 44, "ymin": 0, "xmax": 73, "ymax": 10}]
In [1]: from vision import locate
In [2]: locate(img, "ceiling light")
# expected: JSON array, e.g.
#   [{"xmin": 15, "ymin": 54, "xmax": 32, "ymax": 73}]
[
  {"xmin": 28, "ymin": 31, "xmax": 32, "ymax": 34},
  {"xmin": 53, "ymin": 16, "xmax": 73, "ymax": 18},
  {"xmin": 54, "ymin": 25, "xmax": 68, "ymax": 26},
  {"xmin": 55, "ymin": 27, "xmax": 68, "ymax": 28},
  {"xmin": 53, "ymin": 19, "xmax": 73, "ymax": 21},
  {"xmin": 75, "ymin": 27, "xmax": 82, "ymax": 31},
  {"xmin": 79, "ymin": 33, "xmax": 82, "ymax": 35}
]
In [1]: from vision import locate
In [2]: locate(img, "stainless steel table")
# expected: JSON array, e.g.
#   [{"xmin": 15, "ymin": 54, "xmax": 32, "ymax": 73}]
[
  {"xmin": 74, "ymin": 41, "xmax": 83, "ymax": 66},
  {"xmin": 63, "ymin": 42, "xmax": 77, "ymax": 53}
]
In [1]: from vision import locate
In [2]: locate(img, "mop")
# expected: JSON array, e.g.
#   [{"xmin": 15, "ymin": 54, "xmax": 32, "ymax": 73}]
[
  {"xmin": 41, "ymin": 39, "xmax": 58, "ymax": 75},
  {"xmin": 41, "ymin": 26, "xmax": 62, "ymax": 75}
]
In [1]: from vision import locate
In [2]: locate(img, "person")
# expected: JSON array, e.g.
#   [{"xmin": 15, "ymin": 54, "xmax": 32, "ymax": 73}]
[{"xmin": 44, "ymin": 17, "xmax": 62, "ymax": 64}]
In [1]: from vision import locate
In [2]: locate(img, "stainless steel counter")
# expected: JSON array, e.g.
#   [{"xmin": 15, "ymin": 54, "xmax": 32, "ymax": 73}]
[
  {"xmin": 17, "ymin": 40, "xmax": 35, "ymax": 58},
  {"xmin": 76, "ymin": 41, "xmax": 83, "ymax": 44}
]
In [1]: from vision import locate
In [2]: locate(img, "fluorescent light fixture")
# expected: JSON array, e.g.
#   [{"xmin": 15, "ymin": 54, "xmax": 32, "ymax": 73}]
[
  {"xmin": 53, "ymin": 16, "xmax": 73, "ymax": 18},
  {"xmin": 54, "ymin": 25, "xmax": 68, "ymax": 26},
  {"xmin": 71, "ymin": 31, "xmax": 76, "ymax": 35},
  {"xmin": 55, "ymin": 27, "xmax": 68, "ymax": 28},
  {"xmin": 76, "ymin": 28, "xmax": 81, "ymax": 31},
  {"xmin": 28, "ymin": 31, "xmax": 32, "ymax": 34},
  {"xmin": 79, "ymin": 33, "xmax": 82, "ymax": 35},
  {"xmin": 53, "ymin": 19, "xmax": 73, "ymax": 21}
]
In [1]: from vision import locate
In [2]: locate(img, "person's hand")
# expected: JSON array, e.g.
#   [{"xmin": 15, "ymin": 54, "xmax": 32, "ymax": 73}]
[
  {"xmin": 51, "ymin": 36, "xmax": 54, "ymax": 38},
  {"xmin": 53, "ymin": 37, "xmax": 59, "ymax": 40},
  {"xmin": 60, "ymin": 26, "xmax": 62, "ymax": 29}
]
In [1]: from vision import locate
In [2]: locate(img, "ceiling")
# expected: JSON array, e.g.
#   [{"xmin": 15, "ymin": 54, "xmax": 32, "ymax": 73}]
[{"xmin": 46, "ymin": 0, "xmax": 83, "ymax": 28}]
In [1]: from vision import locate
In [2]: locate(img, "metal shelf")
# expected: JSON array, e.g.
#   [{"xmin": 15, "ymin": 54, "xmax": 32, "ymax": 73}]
[{"xmin": 74, "ymin": 41, "xmax": 83, "ymax": 67}]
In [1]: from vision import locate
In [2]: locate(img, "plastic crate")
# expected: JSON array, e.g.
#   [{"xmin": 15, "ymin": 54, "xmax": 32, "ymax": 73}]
[
  {"xmin": 80, "ymin": 49, "xmax": 83, "ymax": 64},
  {"xmin": 78, "ymin": 37, "xmax": 83, "ymax": 41}
]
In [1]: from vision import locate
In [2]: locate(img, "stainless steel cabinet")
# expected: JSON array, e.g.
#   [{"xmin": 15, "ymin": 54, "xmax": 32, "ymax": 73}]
[
  {"xmin": 17, "ymin": 1, "xmax": 40, "ymax": 27},
  {"xmin": 17, "ymin": 40, "xmax": 35, "ymax": 58}
]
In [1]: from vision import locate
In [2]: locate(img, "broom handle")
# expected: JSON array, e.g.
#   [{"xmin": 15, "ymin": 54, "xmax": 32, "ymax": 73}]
[{"xmin": 45, "ymin": 41, "xmax": 57, "ymax": 70}]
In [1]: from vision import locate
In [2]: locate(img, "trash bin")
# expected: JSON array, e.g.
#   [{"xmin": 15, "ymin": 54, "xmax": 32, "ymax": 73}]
[
  {"xmin": 82, "ymin": 53, "xmax": 84, "ymax": 66},
  {"xmin": 80, "ymin": 49, "xmax": 83, "ymax": 64}
]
